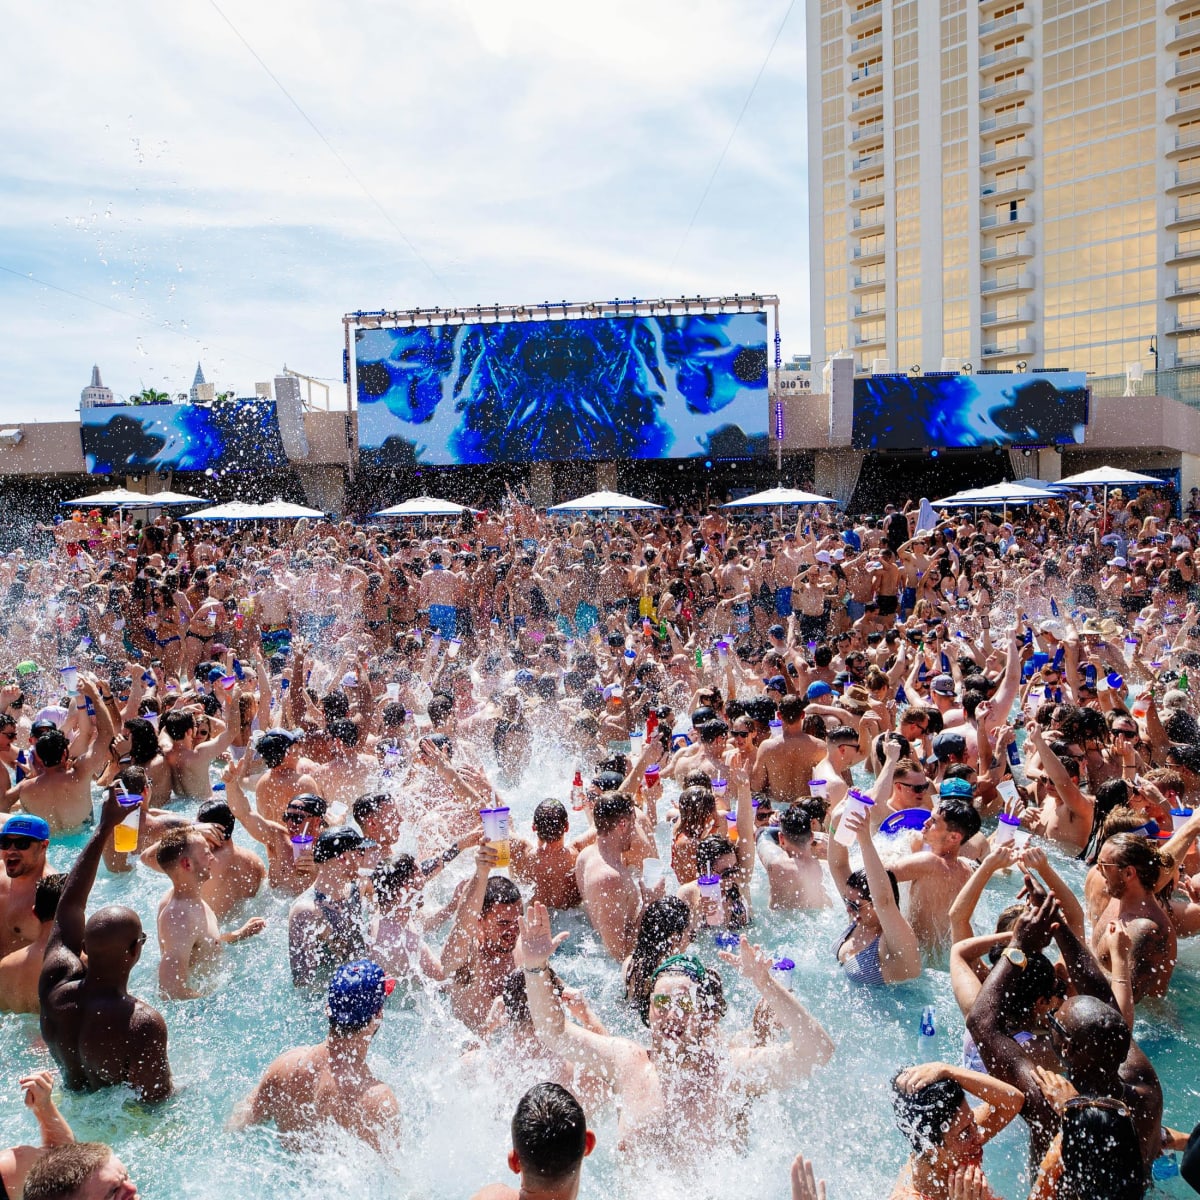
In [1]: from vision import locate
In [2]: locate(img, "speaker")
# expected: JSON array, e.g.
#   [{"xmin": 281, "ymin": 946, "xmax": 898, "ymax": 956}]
[{"xmin": 274, "ymin": 375, "xmax": 310, "ymax": 461}]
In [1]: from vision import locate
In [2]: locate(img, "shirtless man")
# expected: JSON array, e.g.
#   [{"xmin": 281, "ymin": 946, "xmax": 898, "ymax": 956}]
[
  {"xmin": 442, "ymin": 846, "xmax": 522, "ymax": 1033},
  {"xmin": 1025, "ymin": 724, "xmax": 1093, "ymax": 852},
  {"xmin": 311, "ymin": 719, "xmax": 376, "ymax": 807},
  {"xmin": 870, "ymin": 548, "xmax": 902, "ymax": 625},
  {"xmin": 0, "ymin": 874, "xmax": 65, "ymax": 1013},
  {"xmin": 419, "ymin": 551, "xmax": 465, "ymax": 639},
  {"xmin": 574, "ymin": 793, "xmax": 646, "ymax": 960},
  {"xmin": 519, "ymin": 904, "xmax": 832, "ymax": 1162},
  {"xmin": 750, "ymin": 695, "xmax": 825, "ymax": 807},
  {"xmin": 253, "ymin": 568, "xmax": 294, "ymax": 659},
  {"xmin": 162, "ymin": 707, "xmax": 234, "ymax": 803},
  {"xmin": 1, "ymin": 814, "xmax": 56, "ymax": 958},
  {"xmin": 38, "ymin": 791, "xmax": 172, "ymax": 1102},
  {"xmin": 141, "ymin": 798, "xmax": 265, "ymax": 920},
  {"xmin": 253, "ymin": 729, "xmax": 320, "ymax": 825},
  {"xmin": 5, "ymin": 680, "xmax": 112, "ymax": 830},
  {"xmin": 809, "ymin": 723, "xmax": 863, "ymax": 816},
  {"xmin": 668, "ymin": 720, "xmax": 730, "ymax": 787},
  {"xmin": 155, "ymin": 827, "xmax": 265, "ymax": 1000},
  {"xmin": 1091, "ymin": 833, "xmax": 1178, "ymax": 1002},
  {"xmin": 757, "ymin": 806, "xmax": 831, "ymax": 910},
  {"xmin": 510, "ymin": 800, "xmax": 582, "ymax": 910},
  {"xmin": 232, "ymin": 958, "xmax": 401, "ymax": 1153},
  {"xmin": 888, "ymin": 793, "xmax": 980, "ymax": 953}
]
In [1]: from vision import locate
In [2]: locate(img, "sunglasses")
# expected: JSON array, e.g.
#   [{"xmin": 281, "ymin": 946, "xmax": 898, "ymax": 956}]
[
  {"xmin": 1047, "ymin": 1012, "xmax": 1069, "ymax": 1042},
  {"xmin": 131, "ymin": 931, "xmax": 147, "ymax": 951},
  {"xmin": 650, "ymin": 991, "xmax": 697, "ymax": 1013},
  {"xmin": 0, "ymin": 836, "xmax": 38, "ymax": 851},
  {"xmin": 898, "ymin": 780, "xmax": 929, "ymax": 793},
  {"xmin": 731, "ymin": 730, "xmax": 751, "ymax": 739},
  {"xmin": 844, "ymin": 896, "xmax": 862, "ymax": 914},
  {"xmin": 282, "ymin": 811, "xmax": 310, "ymax": 825},
  {"xmin": 1063, "ymin": 1095, "xmax": 1131, "ymax": 1119}
]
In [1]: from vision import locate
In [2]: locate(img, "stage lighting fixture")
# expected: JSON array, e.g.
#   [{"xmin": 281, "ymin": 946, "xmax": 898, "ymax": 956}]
[
  {"xmin": 1015, "ymin": 360, "xmax": 1028, "ymax": 371},
  {"xmin": 961, "ymin": 363, "xmax": 974, "ymax": 374},
  {"xmin": 908, "ymin": 365, "xmax": 921, "ymax": 377}
]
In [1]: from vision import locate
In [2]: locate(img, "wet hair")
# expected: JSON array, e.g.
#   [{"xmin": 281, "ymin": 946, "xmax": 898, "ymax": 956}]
[
  {"xmin": 1057, "ymin": 1101, "xmax": 1147, "ymax": 1200},
  {"xmin": 1103, "ymin": 833, "xmax": 1170, "ymax": 890},
  {"xmin": 156, "ymin": 826, "xmax": 197, "ymax": 871},
  {"xmin": 695, "ymin": 719, "xmax": 728, "ymax": 745},
  {"xmin": 482, "ymin": 874, "xmax": 522, "ymax": 913},
  {"xmin": 532, "ymin": 799, "xmax": 569, "ymax": 842},
  {"xmin": 511, "ymin": 1083, "xmax": 589, "ymax": 1184},
  {"xmin": 779, "ymin": 805, "xmax": 813, "ymax": 844},
  {"xmin": 161, "ymin": 711, "xmax": 194, "ymax": 743},
  {"xmin": 373, "ymin": 855, "xmax": 419, "ymax": 908},
  {"xmin": 328, "ymin": 718, "xmax": 359, "ymax": 747},
  {"xmin": 116, "ymin": 764, "xmax": 148, "ymax": 800},
  {"xmin": 322, "ymin": 690, "xmax": 350, "ymax": 721},
  {"xmin": 937, "ymin": 798, "xmax": 981, "ymax": 842},
  {"xmin": 626, "ymin": 897, "xmax": 691, "ymax": 1015},
  {"xmin": 592, "ymin": 792, "xmax": 634, "ymax": 834},
  {"xmin": 124, "ymin": 718, "xmax": 160, "ymax": 766},
  {"xmin": 645, "ymin": 958, "xmax": 728, "ymax": 1026},
  {"xmin": 197, "ymin": 800, "xmax": 235, "ymax": 841},
  {"xmin": 427, "ymin": 694, "xmax": 454, "ymax": 728},
  {"xmin": 696, "ymin": 835, "xmax": 735, "ymax": 876},
  {"xmin": 891, "ymin": 1073, "xmax": 967, "ymax": 1153},
  {"xmin": 34, "ymin": 874, "xmax": 67, "ymax": 924},
  {"xmin": 802, "ymin": 713, "xmax": 828, "ymax": 739},
  {"xmin": 779, "ymin": 694, "xmax": 806, "ymax": 723},
  {"xmin": 677, "ymin": 786, "xmax": 717, "ymax": 838},
  {"xmin": 381, "ymin": 702, "xmax": 406, "ymax": 730},
  {"xmin": 22, "ymin": 1143, "xmax": 115, "ymax": 1200},
  {"xmin": 1080, "ymin": 780, "xmax": 1131, "ymax": 863},
  {"xmin": 845, "ymin": 867, "xmax": 901, "ymax": 905},
  {"xmin": 35, "ymin": 730, "xmax": 70, "ymax": 769}
]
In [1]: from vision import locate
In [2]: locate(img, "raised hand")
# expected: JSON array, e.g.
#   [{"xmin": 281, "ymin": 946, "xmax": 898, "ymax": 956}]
[
  {"xmin": 515, "ymin": 901, "xmax": 569, "ymax": 970},
  {"xmin": 1033, "ymin": 1065, "xmax": 1078, "ymax": 1115},
  {"xmin": 893, "ymin": 1062, "xmax": 950, "ymax": 1094},
  {"xmin": 20, "ymin": 1071, "xmax": 56, "ymax": 1113},
  {"xmin": 947, "ymin": 1163, "xmax": 995, "ymax": 1200},
  {"xmin": 790, "ymin": 1155, "xmax": 827, "ymax": 1200},
  {"xmin": 718, "ymin": 936, "xmax": 774, "ymax": 987}
]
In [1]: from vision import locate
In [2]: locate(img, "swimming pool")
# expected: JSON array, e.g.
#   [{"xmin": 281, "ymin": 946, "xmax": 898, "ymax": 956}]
[{"xmin": 2, "ymin": 743, "xmax": 1198, "ymax": 1200}]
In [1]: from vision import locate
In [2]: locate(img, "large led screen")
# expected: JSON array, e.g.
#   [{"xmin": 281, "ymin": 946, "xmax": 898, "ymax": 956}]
[
  {"xmin": 851, "ymin": 372, "xmax": 1088, "ymax": 451},
  {"xmin": 355, "ymin": 312, "xmax": 770, "ymax": 465},
  {"xmin": 81, "ymin": 401, "xmax": 287, "ymax": 474}
]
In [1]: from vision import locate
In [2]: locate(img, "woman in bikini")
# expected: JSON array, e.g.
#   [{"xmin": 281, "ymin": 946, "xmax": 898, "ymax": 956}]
[{"xmin": 828, "ymin": 805, "xmax": 921, "ymax": 986}]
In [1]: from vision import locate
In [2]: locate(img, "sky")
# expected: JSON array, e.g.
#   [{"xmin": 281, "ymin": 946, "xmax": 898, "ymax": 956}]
[{"xmin": 0, "ymin": 1, "xmax": 807, "ymax": 422}]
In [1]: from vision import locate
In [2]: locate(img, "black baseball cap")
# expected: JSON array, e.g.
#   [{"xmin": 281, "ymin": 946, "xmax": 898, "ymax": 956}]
[{"xmin": 313, "ymin": 827, "xmax": 375, "ymax": 863}]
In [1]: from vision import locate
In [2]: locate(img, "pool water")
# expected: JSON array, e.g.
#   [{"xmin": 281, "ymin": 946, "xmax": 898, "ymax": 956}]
[{"xmin": 2, "ymin": 738, "xmax": 1198, "ymax": 1200}]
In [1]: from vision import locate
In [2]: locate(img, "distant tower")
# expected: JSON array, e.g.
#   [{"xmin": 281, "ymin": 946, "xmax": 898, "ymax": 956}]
[
  {"xmin": 189, "ymin": 362, "xmax": 207, "ymax": 402},
  {"xmin": 80, "ymin": 364, "xmax": 114, "ymax": 409}
]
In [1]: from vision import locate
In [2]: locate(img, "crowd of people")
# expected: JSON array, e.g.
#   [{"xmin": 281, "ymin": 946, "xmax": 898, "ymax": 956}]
[{"xmin": 2, "ymin": 481, "xmax": 1200, "ymax": 1198}]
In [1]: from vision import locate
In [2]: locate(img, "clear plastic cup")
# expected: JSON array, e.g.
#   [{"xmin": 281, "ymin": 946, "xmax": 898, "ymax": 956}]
[
  {"xmin": 59, "ymin": 665, "xmax": 78, "ymax": 694},
  {"xmin": 447, "ymin": 638, "xmax": 462, "ymax": 660},
  {"xmin": 724, "ymin": 811, "xmax": 739, "ymax": 843},
  {"xmin": 644, "ymin": 764, "xmax": 660, "ymax": 788},
  {"xmin": 113, "ymin": 795, "xmax": 142, "ymax": 853},
  {"xmin": 641, "ymin": 858, "xmax": 664, "ymax": 889},
  {"xmin": 1131, "ymin": 697, "xmax": 1150, "ymax": 719},
  {"xmin": 480, "ymin": 806, "xmax": 512, "ymax": 867},
  {"xmin": 697, "ymin": 873, "xmax": 724, "ymax": 925},
  {"xmin": 290, "ymin": 833, "xmax": 314, "ymax": 861},
  {"xmin": 712, "ymin": 777, "xmax": 728, "ymax": 804},
  {"xmin": 769, "ymin": 719, "xmax": 783, "ymax": 740},
  {"xmin": 994, "ymin": 813, "xmax": 1021, "ymax": 846},
  {"xmin": 386, "ymin": 682, "xmax": 401, "ymax": 701},
  {"xmin": 1012, "ymin": 827, "xmax": 1031, "ymax": 848},
  {"xmin": 629, "ymin": 729, "xmax": 645, "ymax": 758},
  {"xmin": 809, "ymin": 778, "xmax": 829, "ymax": 800},
  {"xmin": 834, "ymin": 789, "xmax": 875, "ymax": 847}
]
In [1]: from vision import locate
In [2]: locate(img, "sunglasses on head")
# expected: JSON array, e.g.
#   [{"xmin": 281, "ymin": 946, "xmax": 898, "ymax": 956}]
[
  {"xmin": 0, "ymin": 836, "xmax": 37, "ymax": 851},
  {"xmin": 1063, "ymin": 1095, "xmax": 1131, "ymax": 1119}
]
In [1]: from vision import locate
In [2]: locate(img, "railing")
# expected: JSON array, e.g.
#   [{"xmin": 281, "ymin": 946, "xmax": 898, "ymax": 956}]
[
  {"xmin": 980, "ymin": 206, "xmax": 1032, "ymax": 228},
  {"xmin": 980, "ymin": 107, "xmax": 1031, "ymax": 134},
  {"xmin": 981, "ymin": 305, "xmax": 1034, "ymax": 326},
  {"xmin": 979, "ymin": 9, "xmax": 1029, "ymax": 39},
  {"xmin": 981, "ymin": 271, "xmax": 1034, "ymax": 293},
  {"xmin": 981, "ymin": 336, "xmax": 1034, "ymax": 356},
  {"xmin": 850, "ymin": 122, "xmax": 884, "ymax": 143},
  {"xmin": 980, "ymin": 75, "xmax": 1031, "ymax": 102},
  {"xmin": 980, "ymin": 43, "xmax": 1030, "ymax": 70},
  {"xmin": 981, "ymin": 173, "xmax": 1030, "ymax": 197},
  {"xmin": 980, "ymin": 238, "xmax": 1034, "ymax": 260},
  {"xmin": 980, "ymin": 143, "xmax": 1032, "ymax": 164}
]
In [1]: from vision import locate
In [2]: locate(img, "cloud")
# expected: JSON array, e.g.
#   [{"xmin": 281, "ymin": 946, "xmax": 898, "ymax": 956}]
[{"xmin": 0, "ymin": 0, "xmax": 807, "ymax": 421}]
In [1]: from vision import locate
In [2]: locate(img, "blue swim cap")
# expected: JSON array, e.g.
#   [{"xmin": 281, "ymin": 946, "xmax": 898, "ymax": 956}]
[{"xmin": 327, "ymin": 959, "xmax": 394, "ymax": 1028}]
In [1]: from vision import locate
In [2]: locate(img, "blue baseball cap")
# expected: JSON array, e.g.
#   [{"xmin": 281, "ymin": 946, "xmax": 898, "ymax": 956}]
[
  {"xmin": 939, "ymin": 777, "xmax": 975, "ymax": 800},
  {"xmin": 2, "ymin": 814, "xmax": 51, "ymax": 841},
  {"xmin": 841, "ymin": 530, "xmax": 862, "ymax": 552},
  {"xmin": 327, "ymin": 959, "xmax": 394, "ymax": 1028},
  {"xmin": 514, "ymin": 669, "xmax": 536, "ymax": 688},
  {"xmin": 806, "ymin": 681, "xmax": 833, "ymax": 700},
  {"xmin": 765, "ymin": 675, "xmax": 788, "ymax": 694}
]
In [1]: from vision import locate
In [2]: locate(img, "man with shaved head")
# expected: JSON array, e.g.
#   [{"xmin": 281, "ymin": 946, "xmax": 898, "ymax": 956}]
[{"xmin": 38, "ymin": 791, "xmax": 172, "ymax": 1103}]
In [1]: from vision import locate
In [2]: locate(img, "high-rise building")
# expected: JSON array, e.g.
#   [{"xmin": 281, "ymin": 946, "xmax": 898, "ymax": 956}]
[
  {"xmin": 79, "ymin": 364, "xmax": 113, "ymax": 409},
  {"xmin": 807, "ymin": 0, "xmax": 1184, "ymax": 378}
]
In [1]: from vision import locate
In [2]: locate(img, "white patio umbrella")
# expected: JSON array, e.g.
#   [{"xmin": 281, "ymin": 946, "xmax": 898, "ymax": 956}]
[
  {"xmin": 125, "ymin": 489, "xmax": 208, "ymax": 506},
  {"xmin": 932, "ymin": 480, "xmax": 1053, "ymax": 521},
  {"xmin": 547, "ymin": 490, "xmax": 663, "ymax": 513},
  {"xmin": 183, "ymin": 499, "xmax": 327, "ymax": 521},
  {"xmin": 719, "ymin": 486, "xmax": 837, "ymax": 508},
  {"xmin": 1053, "ymin": 465, "xmax": 1165, "ymax": 517},
  {"xmin": 371, "ymin": 496, "xmax": 479, "ymax": 518},
  {"xmin": 62, "ymin": 487, "xmax": 161, "ymax": 507}
]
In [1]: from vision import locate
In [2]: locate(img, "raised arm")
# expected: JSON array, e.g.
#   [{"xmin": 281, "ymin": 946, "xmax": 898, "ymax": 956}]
[
  {"xmin": 853, "ymin": 813, "xmax": 921, "ymax": 982},
  {"xmin": 949, "ymin": 844, "xmax": 1016, "ymax": 945},
  {"xmin": 47, "ymin": 790, "xmax": 125, "ymax": 957}
]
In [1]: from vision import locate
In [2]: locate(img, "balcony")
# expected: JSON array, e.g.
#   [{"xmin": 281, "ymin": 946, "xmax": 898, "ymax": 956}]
[
  {"xmin": 1172, "ymin": 56, "xmax": 1200, "ymax": 87},
  {"xmin": 980, "ymin": 107, "xmax": 1033, "ymax": 136},
  {"xmin": 1169, "ymin": 0, "xmax": 1199, "ymax": 15},
  {"xmin": 1168, "ymin": 129, "xmax": 1200, "ymax": 159},
  {"xmin": 981, "ymin": 304, "xmax": 1034, "ymax": 327},
  {"xmin": 847, "ymin": 31, "xmax": 883, "ymax": 62},
  {"xmin": 1167, "ymin": 313, "xmax": 1200, "ymax": 335},
  {"xmin": 850, "ymin": 61, "xmax": 884, "ymax": 87},
  {"xmin": 979, "ymin": 8, "xmax": 1032, "ymax": 39},
  {"xmin": 1168, "ymin": 204, "xmax": 1200, "ymax": 231},
  {"xmin": 980, "ymin": 141, "xmax": 1034, "ymax": 165},
  {"xmin": 850, "ymin": 121, "xmax": 884, "ymax": 145},
  {"xmin": 1170, "ymin": 91, "xmax": 1200, "ymax": 122},
  {"xmin": 1168, "ymin": 277, "xmax": 1200, "ymax": 299},
  {"xmin": 850, "ymin": 150, "xmax": 886, "ymax": 175},
  {"xmin": 847, "ymin": 0, "xmax": 882, "ymax": 33},
  {"xmin": 981, "ymin": 171, "xmax": 1032, "ymax": 198},
  {"xmin": 981, "ymin": 337, "xmax": 1035, "ymax": 358},
  {"xmin": 852, "ymin": 329, "xmax": 887, "ymax": 348},
  {"xmin": 1168, "ymin": 165, "xmax": 1200, "ymax": 193},
  {"xmin": 980, "ymin": 74, "xmax": 1033, "ymax": 104},
  {"xmin": 850, "ymin": 272, "xmax": 886, "ymax": 292},
  {"xmin": 1166, "ymin": 241, "xmax": 1200, "ymax": 265},
  {"xmin": 852, "ymin": 210, "xmax": 885, "ymax": 233},
  {"xmin": 852, "ymin": 241, "xmax": 887, "ymax": 265},
  {"xmin": 1168, "ymin": 16, "xmax": 1200, "ymax": 52},
  {"xmin": 981, "ymin": 205, "xmax": 1034, "ymax": 230},
  {"xmin": 981, "ymin": 270, "xmax": 1035, "ymax": 294},
  {"xmin": 850, "ymin": 90, "xmax": 884, "ymax": 118},
  {"xmin": 852, "ymin": 301, "xmax": 887, "ymax": 318},
  {"xmin": 980, "ymin": 238, "xmax": 1034, "ymax": 262},
  {"xmin": 980, "ymin": 42, "xmax": 1032, "ymax": 71},
  {"xmin": 850, "ymin": 181, "xmax": 884, "ymax": 204}
]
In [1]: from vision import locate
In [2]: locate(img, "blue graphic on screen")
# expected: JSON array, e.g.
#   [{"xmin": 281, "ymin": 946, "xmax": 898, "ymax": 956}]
[
  {"xmin": 81, "ymin": 401, "xmax": 287, "ymax": 474},
  {"xmin": 851, "ymin": 372, "xmax": 1088, "ymax": 451},
  {"xmin": 355, "ymin": 312, "xmax": 769, "ymax": 464}
]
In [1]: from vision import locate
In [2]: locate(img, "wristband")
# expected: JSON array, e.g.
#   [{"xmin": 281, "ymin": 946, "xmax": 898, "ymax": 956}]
[
  {"xmin": 442, "ymin": 842, "xmax": 460, "ymax": 864},
  {"xmin": 522, "ymin": 965, "xmax": 547, "ymax": 975}
]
